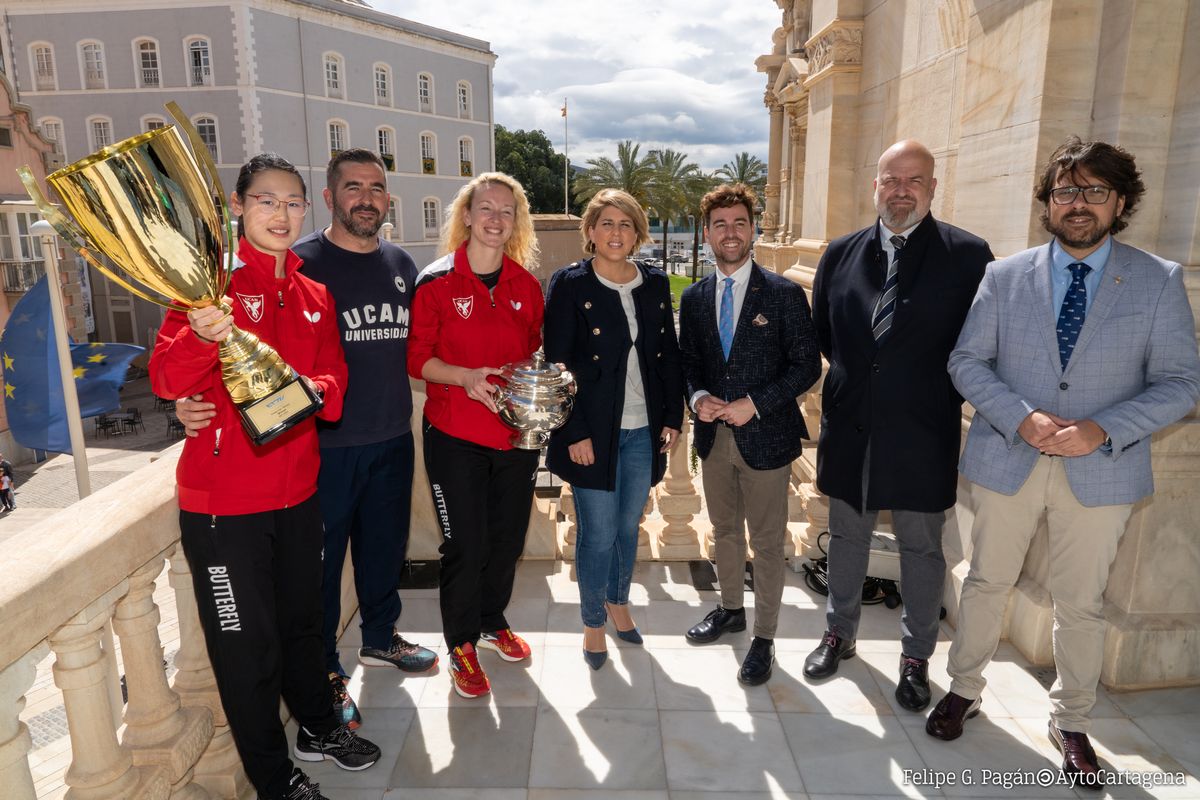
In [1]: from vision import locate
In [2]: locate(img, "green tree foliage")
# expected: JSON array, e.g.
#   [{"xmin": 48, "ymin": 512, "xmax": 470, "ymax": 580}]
[
  {"xmin": 716, "ymin": 151, "xmax": 767, "ymax": 199},
  {"xmin": 573, "ymin": 140, "xmax": 655, "ymax": 206},
  {"xmin": 646, "ymin": 148, "xmax": 701, "ymax": 263},
  {"xmin": 494, "ymin": 124, "xmax": 578, "ymax": 214}
]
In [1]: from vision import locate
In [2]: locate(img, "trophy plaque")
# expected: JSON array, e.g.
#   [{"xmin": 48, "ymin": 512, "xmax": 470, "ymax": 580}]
[{"xmin": 19, "ymin": 102, "xmax": 321, "ymax": 446}]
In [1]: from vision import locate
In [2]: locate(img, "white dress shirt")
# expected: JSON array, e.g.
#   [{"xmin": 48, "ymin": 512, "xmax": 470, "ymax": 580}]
[{"xmin": 690, "ymin": 256, "xmax": 754, "ymax": 412}]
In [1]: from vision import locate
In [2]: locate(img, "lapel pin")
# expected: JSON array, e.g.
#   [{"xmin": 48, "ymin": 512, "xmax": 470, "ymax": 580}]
[
  {"xmin": 1114, "ymin": 277, "xmax": 1122, "ymax": 284},
  {"xmin": 752, "ymin": 313, "xmax": 769, "ymax": 327}
]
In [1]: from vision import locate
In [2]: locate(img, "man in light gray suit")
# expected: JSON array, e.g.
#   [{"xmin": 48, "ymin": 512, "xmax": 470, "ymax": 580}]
[{"xmin": 926, "ymin": 138, "xmax": 1200, "ymax": 789}]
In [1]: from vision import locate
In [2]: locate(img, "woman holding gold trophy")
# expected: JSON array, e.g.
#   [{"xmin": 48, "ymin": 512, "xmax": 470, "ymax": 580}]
[
  {"xmin": 408, "ymin": 172, "xmax": 545, "ymax": 700},
  {"xmin": 150, "ymin": 154, "xmax": 380, "ymax": 800}
]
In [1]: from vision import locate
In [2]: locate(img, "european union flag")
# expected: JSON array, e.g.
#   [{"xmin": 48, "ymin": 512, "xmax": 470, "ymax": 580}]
[{"xmin": 1, "ymin": 276, "xmax": 144, "ymax": 453}]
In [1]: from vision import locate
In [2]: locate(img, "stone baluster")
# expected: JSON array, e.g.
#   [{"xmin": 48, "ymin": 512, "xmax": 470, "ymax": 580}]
[
  {"xmin": 115, "ymin": 552, "xmax": 213, "ymax": 799},
  {"xmin": 0, "ymin": 642, "xmax": 49, "ymax": 800},
  {"xmin": 656, "ymin": 416, "xmax": 703, "ymax": 559},
  {"xmin": 168, "ymin": 546, "xmax": 250, "ymax": 799},
  {"xmin": 50, "ymin": 582, "xmax": 168, "ymax": 799},
  {"xmin": 636, "ymin": 495, "xmax": 652, "ymax": 561},
  {"xmin": 559, "ymin": 484, "xmax": 578, "ymax": 561}
]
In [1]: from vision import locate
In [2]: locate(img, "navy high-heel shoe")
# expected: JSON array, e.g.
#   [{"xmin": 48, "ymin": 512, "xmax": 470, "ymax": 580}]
[
  {"xmin": 583, "ymin": 649, "xmax": 608, "ymax": 670},
  {"xmin": 607, "ymin": 602, "xmax": 644, "ymax": 645}
]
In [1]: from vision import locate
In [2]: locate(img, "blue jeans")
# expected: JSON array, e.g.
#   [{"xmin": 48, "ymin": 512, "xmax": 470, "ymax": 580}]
[{"xmin": 573, "ymin": 427, "xmax": 653, "ymax": 628}]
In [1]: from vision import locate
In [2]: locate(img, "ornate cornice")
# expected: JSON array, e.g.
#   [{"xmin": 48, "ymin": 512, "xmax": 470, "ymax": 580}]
[{"xmin": 804, "ymin": 19, "xmax": 863, "ymax": 81}]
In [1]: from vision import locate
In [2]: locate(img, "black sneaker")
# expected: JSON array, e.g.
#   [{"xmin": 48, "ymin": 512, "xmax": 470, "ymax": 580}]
[
  {"xmin": 328, "ymin": 672, "xmax": 362, "ymax": 730},
  {"xmin": 294, "ymin": 724, "xmax": 380, "ymax": 771},
  {"xmin": 276, "ymin": 767, "xmax": 328, "ymax": 800},
  {"xmin": 359, "ymin": 631, "xmax": 439, "ymax": 672}
]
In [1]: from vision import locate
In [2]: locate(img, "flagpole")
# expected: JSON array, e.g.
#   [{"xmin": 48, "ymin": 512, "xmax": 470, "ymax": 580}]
[
  {"xmin": 562, "ymin": 98, "xmax": 569, "ymax": 215},
  {"xmin": 31, "ymin": 220, "xmax": 92, "ymax": 499}
]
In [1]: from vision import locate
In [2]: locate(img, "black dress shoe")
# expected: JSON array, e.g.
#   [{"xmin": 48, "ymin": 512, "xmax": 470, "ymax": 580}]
[
  {"xmin": 1048, "ymin": 723, "xmax": 1104, "ymax": 790},
  {"xmin": 925, "ymin": 691, "xmax": 981, "ymax": 740},
  {"xmin": 685, "ymin": 606, "xmax": 746, "ymax": 643},
  {"xmin": 802, "ymin": 630, "xmax": 856, "ymax": 679},
  {"xmin": 895, "ymin": 655, "xmax": 931, "ymax": 711},
  {"xmin": 738, "ymin": 637, "xmax": 774, "ymax": 686}
]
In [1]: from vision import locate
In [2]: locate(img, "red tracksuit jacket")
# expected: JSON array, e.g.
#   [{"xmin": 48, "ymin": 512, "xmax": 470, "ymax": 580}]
[
  {"xmin": 408, "ymin": 245, "xmax": 544, "ymax": 450},
  {"xmin": 149, "ymin": 239, "xmax": 348, "ymax": 515}
]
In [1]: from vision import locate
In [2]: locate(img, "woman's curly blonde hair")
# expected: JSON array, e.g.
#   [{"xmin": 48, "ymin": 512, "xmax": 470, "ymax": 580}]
[{"xmin": 438, "ymin": 172, "xmax": 540, "ymax": 269}]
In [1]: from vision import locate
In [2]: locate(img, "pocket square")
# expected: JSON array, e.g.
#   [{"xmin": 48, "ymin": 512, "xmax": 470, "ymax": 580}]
[{"xmin": 752, "ymin": 313, "xmax": 769, "ymax": 327}]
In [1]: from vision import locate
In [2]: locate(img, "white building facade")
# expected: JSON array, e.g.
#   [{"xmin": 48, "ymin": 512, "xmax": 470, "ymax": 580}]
[{"xmin": 2, "ymin": 0, "xmax": 495, "ymax": 345}]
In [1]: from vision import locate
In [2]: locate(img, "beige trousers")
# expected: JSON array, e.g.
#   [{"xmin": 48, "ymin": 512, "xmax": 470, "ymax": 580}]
[
  {"xmin": 947, "ymin": 455, "xmax": 1131, "ymax": 732},
  {"xmin": 701, "ymin": 425, "xmax": 792, "ymax": 639}
]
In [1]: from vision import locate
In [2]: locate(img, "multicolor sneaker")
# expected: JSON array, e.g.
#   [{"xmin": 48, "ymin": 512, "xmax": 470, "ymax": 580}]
[
  {"xmin": 449, "ymin": 642, "xmax": 490, "ymax": 699},
  {"xmin": 328, "ymin": 672, "xmax": 362, "ymax": 730},
  {"xmin": 294, "ymin": 724, "xmax": 380, "ymax": 771},
  {"xmin": 478, "ymin": 628, "xmax": 532, "ymax": 662},
  {"xmin": 359, "ymin": 632, "xmax": 439, "ymax": 672}
]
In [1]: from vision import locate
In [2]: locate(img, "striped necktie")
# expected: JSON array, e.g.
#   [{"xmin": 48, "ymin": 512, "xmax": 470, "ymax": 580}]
[
  {"xmin": 1056, "ymin": 262, "xmax": 1091, "ymax": 370},
  {"xmin": 871, "ymin": 234, "xmax": 906, "ymax": 340}
]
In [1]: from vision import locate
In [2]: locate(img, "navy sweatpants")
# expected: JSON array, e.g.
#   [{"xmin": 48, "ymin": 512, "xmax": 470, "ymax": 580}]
[{"xmin": 319, "ymin": 431, "xmax": 415, "ymax": 673}]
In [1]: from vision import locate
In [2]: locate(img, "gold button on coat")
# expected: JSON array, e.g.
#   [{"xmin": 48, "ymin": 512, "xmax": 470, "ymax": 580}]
[
  {"xmin": 592, "ymin": 327, "xmax": 601, "ymax": 335},
  {"xmin": 584, "ymin": 301, "xmax": 592, "ymax": 309}
]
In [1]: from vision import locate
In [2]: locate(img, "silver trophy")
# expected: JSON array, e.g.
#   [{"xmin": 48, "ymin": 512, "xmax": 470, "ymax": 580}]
[{"xmin": 494, "ymin": 350, "xmax": 576, "ymax": 450}]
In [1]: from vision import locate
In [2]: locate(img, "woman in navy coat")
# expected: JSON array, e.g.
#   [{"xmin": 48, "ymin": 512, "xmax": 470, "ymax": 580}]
[{"xmin": 545, "ymin": 189, "xmax": 685, "ymax": 669}]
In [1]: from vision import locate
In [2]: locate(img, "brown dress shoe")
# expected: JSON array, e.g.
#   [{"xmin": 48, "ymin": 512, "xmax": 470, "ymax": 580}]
[
  {"xmin": 1048, "ymin": 723, "xmax": 1104, "ymax": 790},
  {"xmin": 925, "ymin": 691, "xmax": 981, "ymax": 740}
]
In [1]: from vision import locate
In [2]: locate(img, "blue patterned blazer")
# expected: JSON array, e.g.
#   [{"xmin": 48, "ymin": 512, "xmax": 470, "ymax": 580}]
[
  {"xmin": 678, "ymin": 262, "xmax": 821, "ymax": 471},
  {"xmin": 950, "ymin": 239, "xmax": 1200, "ymax": 506}
]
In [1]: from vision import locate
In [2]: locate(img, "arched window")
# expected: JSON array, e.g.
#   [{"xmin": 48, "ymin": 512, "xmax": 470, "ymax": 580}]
[
  {"xmin": 419, "ymin": 132, "xmax": 436, "ymax": 174},
  {"xmin": 376, "ymin": 127, "xmax": 395, "ymax": 172},
  {"xmin": 328, "ymin": 120, "xmax": 349, "ymax": 156},
  {"xmin": 422, "ymin": 198, "xmax": 440, "ymax": 240},
  {"xmin": 324, "ymin": 53, "xmax": 344, "ymax": 99},
  {"xmin": 79, "ymin": 41, "xmax": 106, "ymax": 89},
  {"xmin": 30, "ymin": 43, "xmax": 56, "ymax": 91},
  {"xmin": 458, "ymin": 137, "xmax": 474, "ymax": 177},
  {"xmin": 386, "ymin": 199, "xmax": 400, "ymax": 241},
  {"xmin": 38, "ymin": 117, "xmax": 65, "ymax": 159},
  {"xmin": 87, "ymin": 115, "xmax": 114, "ymax": 150},
  {"xmin": 135, "ymin": 39, "xmax": 160, "ymax": 87},
  {"xmin": 193, "ymin": 116, "xmax": 219, "ymax": 161},
  {"xmin": 142, "ymin": 116, "xmax": 167, "ymax": 132},
  {"xmin": 374, "ymin": 63, "xmax": 391, "ymax": 106},
  {"xmin": 417, "ymin": 72, "xmax": 433, "ymax": 113},
  {"xmin": 185, "ymin": 38, "xmax": 212, "ymax": 86},
  {"xmin": 457, "ymin": 81, "xmax": 472, "ymax": 120}
]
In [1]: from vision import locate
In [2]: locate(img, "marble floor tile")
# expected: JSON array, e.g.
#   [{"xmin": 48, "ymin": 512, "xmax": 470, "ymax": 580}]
[
  {"xmin": 1105, "ymin": 685, "xmax": 1200, "ymax": 718},
  {"xmin": 854, "ymin": 650, "xmax": 1007, "ymax": 720},
  {"xmin": 352, "ymin": 662, "xmax": 433, "ymax": 711},
  {"xmin": 509, "ymin": 559, "xmax": 561, "ymax": 600},
  {"xmin": 297, "ymin": 708, "xmax": 414, "ymax": 790},
  {"xmin": 644, "ymin": 599, "xmax": 730, "ymax": 648},
  {"xmin": 537, "ymin": 644, "xmax": 656, "ymax": 710},
  {"xmin": 531, "ymin": 791, "xmax": 668, "ymax": 800},
  {"xmin": 767, "ymin": 656, "xmax": 894, "ymax": 716},
  {"xmin": 416, "ymin": 643, "xmax": 545, "ymax": 709},
  {"xmin": 528, "ymin": 707, "xmax": 667, "ymax": 790},
  {"xmin": 779, "ymin": 712, "xmax": 934, "ymax": 797},
  {"xmin": 1132, "ymin": 714, "xmax": 1200, "ymax": 778},
  {"xmin": 392, "ymin": 706, "xmax": 537, "ymax": 788},
  {"xmin": 385, "ymin": 789, "xmax": 527, "ymax": 799},
  {"xmin": 672, "ymin": 792, "xmax": 807, "ymax": 799},
  {"xmin": 651, "ymin": 648, "xmax": 776, "ymax": 712},
  {"xmin": 660, "ymin": 710, "xmax": 804, "ymax": 793}
]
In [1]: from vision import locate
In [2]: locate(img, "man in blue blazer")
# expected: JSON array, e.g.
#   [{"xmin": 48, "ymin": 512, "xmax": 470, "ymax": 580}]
[
  {"xmin": 928, "ymin": 138, "xmax": 1200, "ymax": 788},
  {"xmin": 679, "ymin": 183, "xmax": 821, "ymax": 685},
  {"xmin": 805, "ymin": 141, "xmax": 992, "ymax": 714}
]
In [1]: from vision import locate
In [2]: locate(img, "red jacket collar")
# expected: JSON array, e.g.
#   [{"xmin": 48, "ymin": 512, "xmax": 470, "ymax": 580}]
[
  {"xmin": 237, "ymin": 238, "xmax": 303, "ymax": 280},
  {"xmin": 452, "ymin": 243, "xmax": 520, "ymax": 283}
]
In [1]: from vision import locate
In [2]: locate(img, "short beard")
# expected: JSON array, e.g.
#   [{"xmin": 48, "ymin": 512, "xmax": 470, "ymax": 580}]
[
  {"xmin": 1041, "ymin": 209, "xmax": 1108, "ymax": 250},
  {"xmin": 335, "ymin": 204, "xmax": 383, "ymax": 238}
]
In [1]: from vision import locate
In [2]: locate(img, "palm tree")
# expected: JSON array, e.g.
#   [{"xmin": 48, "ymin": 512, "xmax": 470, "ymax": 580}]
[
  {"xmin": 646, "ymin": 148, "xmax": 700, "ymax": 269},
  {"xmin": 716, "ymin": 152, "xmax": 767, "ymax": 197},
  {"xmin": 573, "ymin": 140, "xmax": 654, "ymax": 206},
  {"xmin": 681, "ymin": 170, "xmax": 718, "ymax": 282}
]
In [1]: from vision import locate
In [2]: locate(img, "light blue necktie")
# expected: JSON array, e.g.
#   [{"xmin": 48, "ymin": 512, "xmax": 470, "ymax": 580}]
[
  {"xmin": 1056, "ymin": 262, "xmax": 1091, "ymax": 370},
  {"xmin": 718, "ymin": 276, "xmax": 735, "ymax": 359}
]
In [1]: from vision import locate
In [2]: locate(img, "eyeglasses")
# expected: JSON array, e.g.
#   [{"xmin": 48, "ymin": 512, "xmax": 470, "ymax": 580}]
[
  {"xmin": 244, "ymin": 193, "xmax": 310, "ymax": 216},
  {"xmin": 1049, "ymin": 186, "xmax": 1113, "ymax": 205}
]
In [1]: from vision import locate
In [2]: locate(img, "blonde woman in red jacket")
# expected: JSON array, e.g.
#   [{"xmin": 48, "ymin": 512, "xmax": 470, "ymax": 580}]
[
  {"xmin": 408, "ymin": 172, "xmax": 544, "ymax": 700},
  {"xmin": 150, "ymin": 154, "xmax": 377, "ymax": 800}
]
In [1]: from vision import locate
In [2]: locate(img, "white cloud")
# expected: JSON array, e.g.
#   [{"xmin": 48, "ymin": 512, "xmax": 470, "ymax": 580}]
[{"xmin": 369, "ymin": 0, "xmax": 780, "ymax": 171}]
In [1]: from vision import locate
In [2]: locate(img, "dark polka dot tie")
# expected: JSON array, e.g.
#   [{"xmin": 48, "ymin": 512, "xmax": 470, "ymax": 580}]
[{"xmin": 1056, "ymin": 262, "xmax": 1091, "ymax": 370}]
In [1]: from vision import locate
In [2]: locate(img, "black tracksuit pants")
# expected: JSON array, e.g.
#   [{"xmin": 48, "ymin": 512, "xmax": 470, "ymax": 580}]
[
  {"xmin": 423, "ymin": 419, "xmax": 539, "ymax": 649},
  {"xmin": 179, "ymin": 493, "xmax": 338, "ymax": 799}
]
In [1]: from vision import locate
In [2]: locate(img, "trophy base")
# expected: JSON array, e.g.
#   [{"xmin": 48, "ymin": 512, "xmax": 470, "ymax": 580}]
[
  {"xmin": 238, "ymin": 375, "xmax": 323, "ymax": 446},
  {"xmin": 510, "ymin": 430, "xmax": 550, "ymax": 450}
]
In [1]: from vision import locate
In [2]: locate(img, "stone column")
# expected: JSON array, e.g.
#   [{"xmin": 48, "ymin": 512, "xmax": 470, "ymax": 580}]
[
  {"xmin": 559, "ymin": 484, "xmax": 578, "ymax": 561},
  {"xmin": 761, "ymin": 91, "xmax": 785, "ymax": 243},
  {"xmin": 168, "ymin": 547, "xmax": 250, "ymax": 799},
  {"xmin": 785, "ymin": 101, "xmax": 808, "ymax": 243},
  {"xmin": 115, "ymin": 554, "xmax": 213, "ymax": 799},
  {"xmin": 0, "ymin": 643, "xmax": 48, "ymax": 800},
  {"xmin": 656, "ymin": 416, "xmax": 703, "ymax": 559}
]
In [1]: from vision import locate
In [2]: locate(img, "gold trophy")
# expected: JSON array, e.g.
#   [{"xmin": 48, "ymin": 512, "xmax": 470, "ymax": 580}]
[{"xmin": 18, "ymin": 102, "xmax": 322, "ymax": 446}]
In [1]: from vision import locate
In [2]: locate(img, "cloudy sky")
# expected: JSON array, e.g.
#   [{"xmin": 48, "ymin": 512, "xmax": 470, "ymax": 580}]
[{"xmin": 372, "ymin": 0, "xmax": 781, "ymax": 172}]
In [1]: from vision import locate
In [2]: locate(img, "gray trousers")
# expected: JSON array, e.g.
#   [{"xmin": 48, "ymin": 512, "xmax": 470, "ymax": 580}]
[
  {"xmin": 825, "ymin": 496, "xmax": 946, "ymax": 659},
  {"xmin": 702, "ymin": 425, "xmax": 791, "ymax": 639}
]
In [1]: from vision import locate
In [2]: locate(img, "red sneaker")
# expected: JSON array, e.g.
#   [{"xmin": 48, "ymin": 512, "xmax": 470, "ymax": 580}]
[
  {"xmin": 478, "ymin": 628, "xmax": 532, "ymax": 662},
  {"xmin": 449, "ymin": 643, "xmax": 490, "ymax": 699}
]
